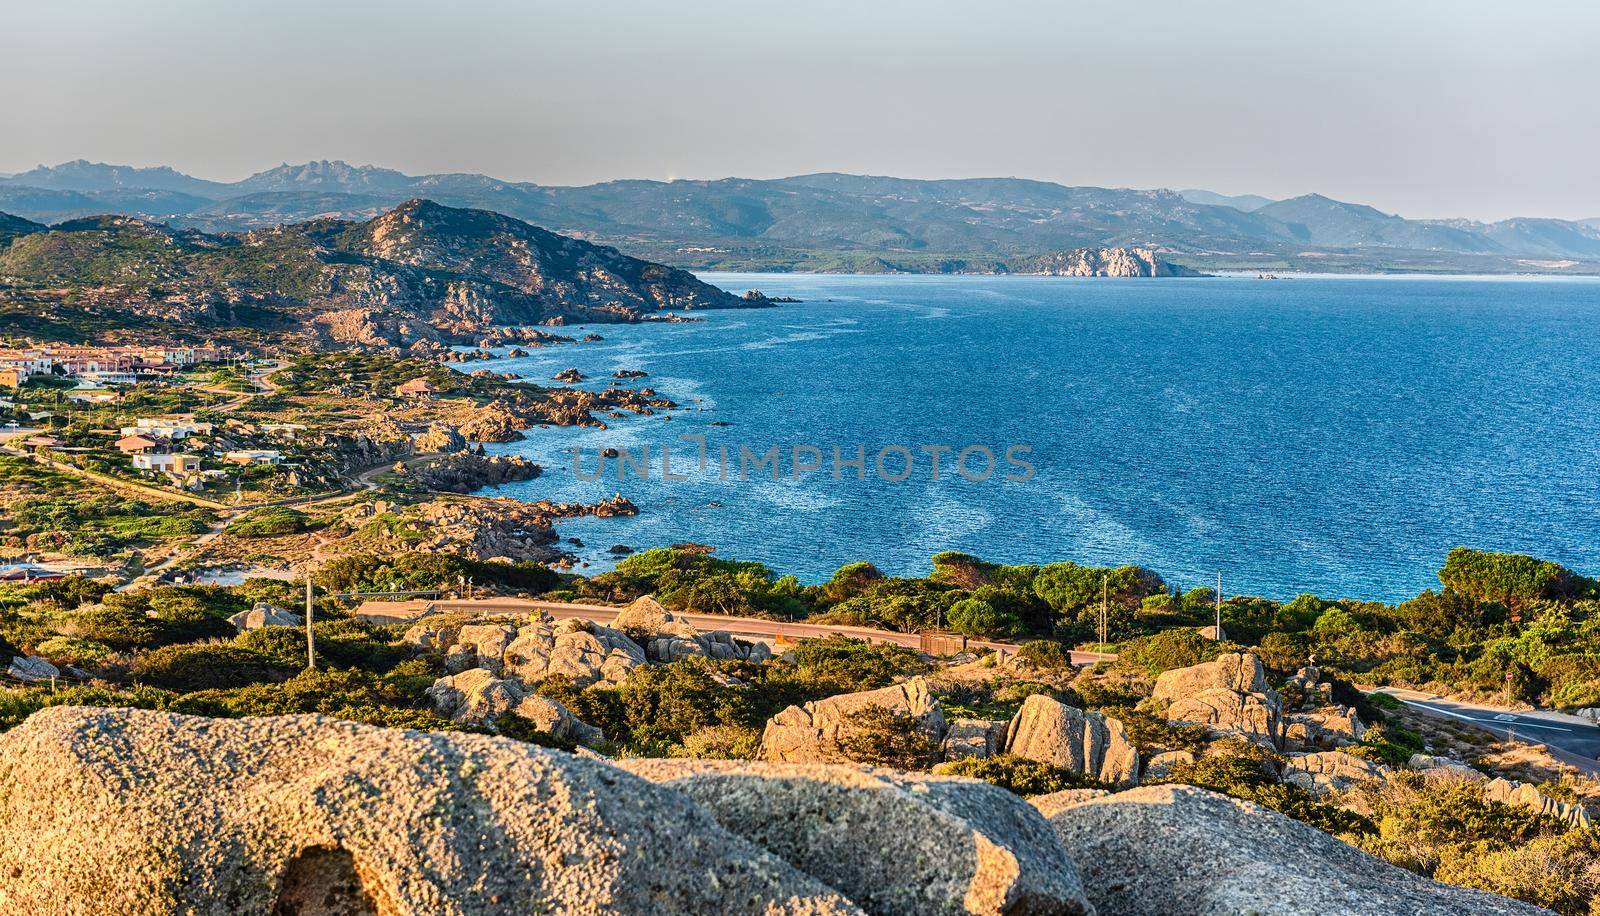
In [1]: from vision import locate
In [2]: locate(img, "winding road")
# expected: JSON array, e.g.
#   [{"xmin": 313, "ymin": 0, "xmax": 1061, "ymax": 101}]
[
  {"xmin": 361, "ymin": 596, "xmax": 1118, "ymax": 665},
  {"xmin": 1370, "ymin": 686, "xmax": 1600, "ymax": 775}
]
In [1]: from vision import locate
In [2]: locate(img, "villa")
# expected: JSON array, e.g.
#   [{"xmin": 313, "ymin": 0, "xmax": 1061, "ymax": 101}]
[{"xmin": 131, "ymin": 453, "xmax": 201, "ymax": 474}]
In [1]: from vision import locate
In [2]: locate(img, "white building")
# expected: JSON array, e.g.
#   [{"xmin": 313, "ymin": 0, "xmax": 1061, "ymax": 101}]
[
  {"xmin": 223, "ymin": 450, "xmax": 284, "ymax": 465},
  {"xmin": 120, "ymin": 417, "xmax": 216, "ymax": 440},
  {"xmin": 131, "ymin": 453, "xmax": 201, "ymax": 473}
]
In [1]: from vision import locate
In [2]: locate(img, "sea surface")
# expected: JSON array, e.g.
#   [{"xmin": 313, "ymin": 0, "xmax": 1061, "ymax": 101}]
[{"xmin": 479, "ymin": 273, "xmax": 1600, "ymax": 603}]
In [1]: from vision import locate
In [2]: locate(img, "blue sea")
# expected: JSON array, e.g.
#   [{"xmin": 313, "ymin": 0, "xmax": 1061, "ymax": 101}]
[{"xmin": 479, "ymin": 273, "xmax": 1600, "ymax": 603}]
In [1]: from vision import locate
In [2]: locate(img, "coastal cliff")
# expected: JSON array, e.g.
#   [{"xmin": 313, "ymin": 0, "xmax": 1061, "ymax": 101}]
[{"xmin": 1009, "ymin": 247, "xmax": 1202, "ymax": 277}]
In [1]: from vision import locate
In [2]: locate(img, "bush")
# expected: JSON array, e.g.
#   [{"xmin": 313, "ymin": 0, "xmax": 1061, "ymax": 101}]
[
  {"xmin": 1358, "ymin": 721, "xmax": 1426, "ymax": 767},
  {"xmin": 673, "ymin": 724, "xmax": 762, "ymax": 760},
  {"xmin": 69, "ymin": 603, "xmax": 233, "ymax": 651},
  {"xmin": 769, "ymin": 636, "xmax": 930, "ymax": 700},
  {"xmin": 0, "ymin": 684, "xmax": 194, "ymax": 731},
  {"xmin": 1015, "ymin": 639, "xmax": 1070, "ymax": 670},
  {"xmin": 1432, "ymin": 828, "xmax": 1600, "ymax": 916},
  {"xmin": 1118, "ymin": 629, "xmax": 1227, "ymax": 676},
  {"xmin": 836, "ymin": 705, "xmax": 942, "ymax": 768},
  {"xmin": 226, "ymin": 506, "xmax": 310, "ymax": 538},
  {"xmin": 317, "ymin": 553, "xmax": 557, "ymax": 596},
  {"xmin": 236, "ymin": 618, "xmax": 410, "ymax": 672},
  {"xmin": 130, "ymin": 644, "xmax": 297, "ymax": 691},
  {"xmin": 1255, "ymin": 631, "xmax": 1307, "ymax": 672},
  {"xmin": 938, "ymin": 754, "xmax": 1105, "ymax": 796},
  {"xmin": 185, "ymin": 668, "xmax": 466, "ymax": 732},
  {"xmin": 1438, "ymin": 548, "xmax": 1579, "ymax": 611}
]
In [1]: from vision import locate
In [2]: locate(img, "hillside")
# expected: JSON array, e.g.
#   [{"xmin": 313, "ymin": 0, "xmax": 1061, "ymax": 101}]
[
  {"xmin": 6, "ymin": 161, "xmax": 1600, "ymax": 273},
  {"xmin": 0, "ymin": 212, "xmax": 44, "ymax": 247},
  {"xmin": 0, "ymin": 199, "xmax": 752, "ymax": 349}
]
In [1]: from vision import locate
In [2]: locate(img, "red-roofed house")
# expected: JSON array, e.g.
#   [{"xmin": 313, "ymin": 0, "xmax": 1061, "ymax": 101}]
[
  {"xmin": 115, "ymin": 434, "xmax": 161, "ymax": 454},
  {"xmin": 394, "ymin": 377, "xmax": 439, "ymax": 399}
]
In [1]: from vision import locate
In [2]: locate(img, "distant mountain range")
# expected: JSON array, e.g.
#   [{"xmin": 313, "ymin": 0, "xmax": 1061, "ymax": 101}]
[{"xmin": 3, "ymin": 159, "xmax": 1600, "ymax": 274}]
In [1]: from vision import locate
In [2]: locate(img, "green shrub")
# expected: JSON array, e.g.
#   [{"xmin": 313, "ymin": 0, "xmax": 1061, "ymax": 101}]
[
  {"xmin": 1438, "ymin": 548, "xmax": 1580, "ymax": 610},
  {"xmin": 766, "ymin": 636, "xmax": 931, "ymax": 701},
  {"xmin": 131, "ymin": 644, "xmax": 297, "ymax": 691},
  {"xmin": 185, "ymin": 668, "xmax": 465, "ymax": 732},
  {"xmin": 1118, "ymin": 629, "xmax": 1227, "ymax": 676},
  {"xmin": 673, "ymin": 724, "xmax": 762, "ymax": 760},
  {"xmin": 938, "ymin": 754, "xmax": 1105, "ymax": 796},
  {"xmin": 1015, "ymin": 639, "xmax": 1070, "ymax": 670},
  {"xmin": 69, "ymin": 603, "xmax": 233, "ymax": 650},
  {"xmin": 1358, "ymin": 722, "xmax": 1426, "ymax": 767},
  {"xmin": 836, "ymin": 705, "xmax": 942, "ymax": 769},
  {"xmin": 0, "ymin": 684, "xmax": 195, "ymax": 731},
  {"xmin": 226, "ymin": 506, "xmax": 311, "ymax": 538},
  {"xmin": 317, "ymin": 553, "xmax": 557, "ymax": 596}
]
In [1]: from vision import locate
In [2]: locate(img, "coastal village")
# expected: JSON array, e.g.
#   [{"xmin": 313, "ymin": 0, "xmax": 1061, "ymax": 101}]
[{"xmin": 0, "ymin": 332, "xmax": 665, "ymax": 588}]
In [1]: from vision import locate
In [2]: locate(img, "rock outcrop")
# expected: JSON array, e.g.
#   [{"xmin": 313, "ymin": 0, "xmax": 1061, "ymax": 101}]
[
  {"xmin": 6, "ymin": 655, "xmax": 59, "ymax": 683},
  {"xmin": 405, "ymin": 498, "xmax": 561, "ymax": 561},
  {"xmin": 1009, "ymin": 247, "xmax": 1201, "ymax": 278},
  {"xmin": 413, "ymin": 425, "xmax": 467, "ymax": 453},
  {"xmin": 1036, "ymin": 784, "xmax": 1549, "ymax": 915},
  {"xmin": 227, "ymin": 602, "xmax": 304, "ymax": 631},
  {"xmin": 1483, "ymin": 776, "xmax": 1592, "ymax": 829},
  {"xmin": 1153, "ymin": 652, "xmax": 1283, "ymax": 747},
  {"xmin": 1002, "ymin": 695, "xmax": 1140, "ymax": 787},
  {"xmin": 424, "ymin": 668, "xmax": 603, "ymax": 746},
  {"xmin": 408, "ymin": 454, "xmax": 541, "ymax": 493},
  {"xmin": 1409, "ymin": 753, "xmax": 1487, "ymax": 782},
  {"xmin": 1282, "ymin": 750, "xmax": 1391, "ymax": 796},
  {"xmin": 609, "ymin": 595, "xmax": 771, "ymax": 664},
  {"xmin": 941, "ymin": 718, "xmax": 1009, "ymax": 760},
  {"xmin": 1284, "ymin": 705, "xmax": 1367, "ymax": 751},
  {"xmin": 618, "ymin": 758, "xmax": 1091, "ymax": 916},
  {"xmin": 761, "ymin": 677, "xmax": 947, "ymax": 764},
  {"xmin": 1140, "ymin": 749, "xmax": 1195, "ymax": 782},
  {"xmin": 406, "ymin": 613, "xmax": 647, "ymax": 688},
  {"xmin": 0, "ymin": 707, "xmax": 858, "ymax": 915}
]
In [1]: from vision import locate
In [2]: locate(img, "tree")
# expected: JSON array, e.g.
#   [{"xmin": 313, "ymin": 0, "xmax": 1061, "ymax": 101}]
[
  {"xmin": 1438, "ymin": 548, "xmax": 1577, "ymax": 612},
  {"xmin": 947, "ymin": 597, "xmax": 1019, "ymax": 637}
]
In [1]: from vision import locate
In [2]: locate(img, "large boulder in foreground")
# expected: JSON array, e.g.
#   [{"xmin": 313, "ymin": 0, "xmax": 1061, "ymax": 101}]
[
  {"xmin": 1035, "ymin": 784, "xmax": 1548, "ymax": 916},
  {"xmin": 0, "ymin": 707, "xmax": 858, "ymax": 915},
  {"xmin": 1003, "ymin": 695, "xmax": 1139, "ymax": 787},
  {"xmin": 760, "ymin": 677, "xmax": 947, "ymax": 764},
  {"xmin": 618, "ymin": 758, "xmax": 1091, "ymax": 916},
  {"xmin": 1152, "ymin": 652, "xmax": 1283, "ymax": 747}
]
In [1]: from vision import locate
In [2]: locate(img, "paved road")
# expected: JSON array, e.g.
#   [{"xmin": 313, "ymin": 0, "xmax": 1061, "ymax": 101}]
[
  {"xmin": 375, "ymin": 596, "xmax": 1117, "ymax": 665},
  {"xmin": 1371, "ymin": 686, "xmax": 1600, "ymax": 775}
]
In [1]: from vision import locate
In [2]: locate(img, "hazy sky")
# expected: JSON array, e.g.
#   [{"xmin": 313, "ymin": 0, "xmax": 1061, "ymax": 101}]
[{"xmin": 3, "ymin": 0, "xmax": 1597, "ymax": 221}]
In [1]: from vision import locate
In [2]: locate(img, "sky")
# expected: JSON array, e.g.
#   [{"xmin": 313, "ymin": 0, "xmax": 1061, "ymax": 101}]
[{"xmin": 2, "ymin": 0, "xmax": 1597, "ymax": 221}]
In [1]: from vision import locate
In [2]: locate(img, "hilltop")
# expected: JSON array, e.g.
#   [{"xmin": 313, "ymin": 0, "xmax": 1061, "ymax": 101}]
[
  {"xmin": 0, "ymin": 198, "xmax": 753, "ymax": 351},
  {"xmin": 5, "ymin": 160, "xmax": 1600, "ymax": 274}
]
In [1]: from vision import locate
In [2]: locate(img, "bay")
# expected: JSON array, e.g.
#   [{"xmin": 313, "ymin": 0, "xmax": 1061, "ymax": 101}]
[{"xmin": 480, "ymin": 273, "xmax": 1600, "ymax": 603}]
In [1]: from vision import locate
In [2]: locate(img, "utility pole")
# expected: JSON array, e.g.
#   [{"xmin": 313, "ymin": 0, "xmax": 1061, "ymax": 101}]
[
  {"xmin": 1216, "ymin": 569, "xmax": 1223, "ymax": 634},
  {"xmin": 304, "ymin": 576, "xmax": 316, "ymax": 670},
  {"xmin": 1100, "ymin": 574, "xmax": 1109, "ymax": 651}
]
